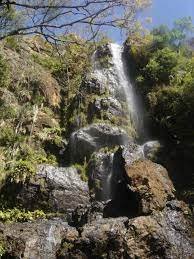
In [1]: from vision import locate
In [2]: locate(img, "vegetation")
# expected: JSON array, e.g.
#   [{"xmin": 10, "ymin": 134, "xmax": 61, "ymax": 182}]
[
  {"xmin": 125, "ymin": 17, "xmax": 194, "ymax": 202},
  {"xmin": 0, "ymin": 208, "xmax": 47, "ymax": 223}
]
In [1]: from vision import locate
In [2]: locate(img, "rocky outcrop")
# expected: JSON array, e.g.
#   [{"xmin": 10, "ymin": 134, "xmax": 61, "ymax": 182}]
[
  {"xmin": 81, "ymin": 76, "xmax": 107, "ymax": 95},
  {"xmin": 125, "ymin": 160, "xmax": 175, "ymax": 214},
  {"xmin": 0, "ymin": 200, "xmax": 193, "ymax": 259},
  {"xmin": 0, "ymin": 143, "xmax": 193, "ymax": 258},
  {"xmin": 16, "ymin": 165, "xmax": 90, "ymax": 212},
  {"xmin": 57, "ymin": 200, "xmax": 193, "ymax": 259},
  {"xmin": 88, "ymin": 96, "xmax": 123, "ymax": 123},
  {"xmin": 69, "ymin": 124, "xmax": 129, "ymax": 163},
  {"xmin": 0, "ymin": 219, "xmax": 78, "ymax": 259}
]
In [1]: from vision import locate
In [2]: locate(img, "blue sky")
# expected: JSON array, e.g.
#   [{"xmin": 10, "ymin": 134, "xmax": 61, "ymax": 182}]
[
  {"xmin": 141, "ymin": 0, "xmax": 194, "ymax": 29},
  {"xmin": 110, "ymin": 0, "xmax": 194, "ymax": 43}
]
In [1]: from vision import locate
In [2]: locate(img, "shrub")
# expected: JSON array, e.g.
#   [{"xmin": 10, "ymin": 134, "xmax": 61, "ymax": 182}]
[
  {"xmin": 9, "ymin": 159, "xmax": 36, "ymax": 183},
  {"xmin": 0, "ymin": 208, "xmax": 46, "ymax": 223}
]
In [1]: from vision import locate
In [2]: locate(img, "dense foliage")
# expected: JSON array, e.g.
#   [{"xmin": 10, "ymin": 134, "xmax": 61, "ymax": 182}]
[{"xmin": 125, "ymin": 17, "xmax": 194, "ymax": 201}]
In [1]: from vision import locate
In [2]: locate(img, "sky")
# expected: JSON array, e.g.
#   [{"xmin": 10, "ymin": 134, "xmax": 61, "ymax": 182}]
[
  {"xmin": 110, "ymin": 0, "xmax": 194, "ymax": 43},
  {"xmin": 141, "ymin": 0, "xmax": 194, "ymax": 29}
]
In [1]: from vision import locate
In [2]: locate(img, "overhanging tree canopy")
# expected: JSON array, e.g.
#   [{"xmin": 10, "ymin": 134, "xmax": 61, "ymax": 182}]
[{"xmin": 0, "ymin": 0, "xmax": 151, "ymax": 42}]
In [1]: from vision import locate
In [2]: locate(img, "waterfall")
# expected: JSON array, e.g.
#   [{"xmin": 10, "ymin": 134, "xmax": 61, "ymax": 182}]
[
  {"xmin": 92, "ymin": 43, "xmax": 143, "ymax": 140},
  {"xmin": 91, "ymin": 43, "xmax": 150, "ymax": 201},
  {"xmin": 109, "ymin": 43, "xmax": 140, "ymax": 135}
]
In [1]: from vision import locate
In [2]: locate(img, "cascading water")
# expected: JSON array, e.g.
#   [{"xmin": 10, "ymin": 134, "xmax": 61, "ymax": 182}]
[
  {"xmin": 92, "ymin": 43, "xmax": 143, "ymax": 139},
  {"xmin": 109, "ymin": 43, "xmax": 141, "ymax": 135},
  {"xmin": 91, "ymin": 43, "xmax": 146, "ymax": 201}
]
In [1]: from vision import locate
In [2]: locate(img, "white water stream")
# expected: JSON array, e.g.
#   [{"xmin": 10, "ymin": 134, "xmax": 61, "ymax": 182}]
[{"xmin": 92, "ymin": 43, "xmax": 159, "ymax": 200}]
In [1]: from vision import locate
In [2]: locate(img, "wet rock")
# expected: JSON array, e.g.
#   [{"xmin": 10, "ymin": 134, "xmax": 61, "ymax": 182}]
[
  {"xmin": 88, "ymin": 151, "xmax": 114, "ymax": 201},
  {"xmin": 69, "ymin": 123, "xmax": 129, "ymax": 163},
  {"xmin": 17, "ymin": 165, "xmax": 90, "ymax": 212},
  {"xmin": 70, "ymin": 201, "xmax": 105, "ymax": 228},
  {"xmin": 103, "ymin": 144, "xmax": 175, "ymax": 217},
  {"xmin": 58, "ymin": 200, "xmax": 193, "ymax": 259},
  {"xmin": 143, "ymin": 140, "xmax": 162, "ymax": 161},
  {"xmin": 95, "ymin": 44, "xmax": 112, "ymax": 60},
  {"xmin": 81, "ymin": 77, "xmax": 107, "ymax": 95},
  {"xmin": 0, "ymin": 219, "xmax": 78, "ymax": 259},
  {"xmin": 88, "ymin": 96, "xmax": 123, "ymax": 123}
]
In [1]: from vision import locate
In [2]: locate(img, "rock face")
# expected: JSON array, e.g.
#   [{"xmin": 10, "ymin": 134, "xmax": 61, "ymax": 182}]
[
  {"xmin": 105, "ymin": 144, "xmax": 175, "ymax": 216},
  {"xmin": 125, "ymin": 160, "xmax": 175, "ymax": 214},
  {"xmin": 0, "ymin": 201, "xmax": 193, "ymax": 259},
  {"xmin": 69, "ymin": 123, "xmax": 129, "ymax": 163},
  {"xmin": 17, "ymin": 165, "xmax": 90, "ymax": 212},
  {"xmin": 57, "ymin": 200, "xmax": 193, "ymax": 259},
  {"xmin": 88, "ymin": 151, "xmax": 114, "ymax": 201},
  {"xmin": 0, "ymin": 144, "xmax": 193, "ymax": 259},
  {"xmin": 0, "ymin": 219, "xmax": 78, "ymax": 259},
  {"xmin": 88, "ymin": 96, "xmax": 123, "ymax": 123}
]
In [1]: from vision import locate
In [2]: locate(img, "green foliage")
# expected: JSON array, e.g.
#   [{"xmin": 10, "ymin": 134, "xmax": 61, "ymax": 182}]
[
  {"xmin": 0, "ymin": 240, "xmax": 6, "ymax": 257},
  {"xmin": 126, "ymin": 17, "xmax": 194, "ymax": 146},
  {"xmin": 4, "ymin": 36, "xmax": 20, "ymax": 51},
  {"xmin": 0, "ymin": 208, "xmax": 46, "ymax": 223},
  {"xmin": 73, "ymin": 159, "xmax": 88, "ymax": 182},
  {"xmin": 9, "ymin": 159, "xmax": 36, "ymax": 183},
  {"xmin": 0, "ymin": 54, "xmax": 10, "ymax": 88},
  {"xmin": 142, "ymin": 47, "xmax": 178, "ymax": 87},
  {"xmin": 0, "ymin": 126, "xmax": 21, "ymax": 146}
]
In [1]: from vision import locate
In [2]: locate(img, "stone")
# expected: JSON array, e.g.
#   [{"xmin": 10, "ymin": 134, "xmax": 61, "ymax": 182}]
[
  {"xmin": 125, "ymin": 160, "xmax": 175, "ymax": 214},
  {"xmin": 0, "ymin": 219, "xmax": 78, "ymax": 259},
  {"xmin": 87, "ymin": 96, "xmax": 123, "ymax": 123},
  {"xmin": 16, "ymin": 165, "xmax": 90, "ymax": 212},
  {"xmin": 102, "ymin": 144, "xmax": 175, "ymax": 217},
  {"xmin": 87, "ymin": 151, "xmax": 114, "ymax": 201},
  {"xmin": 69, "ymin": 123, "xmax": 129, "ymax": 163},
  {"xmin": 58, "ymin": 200, "xmax": 193, "ymax": 259},
  {"xmin": 81, "ymin": 76, "xmax": 107, "ymax": 95},
  {"xmin": 143, "ymin": 140, "xmax": 162, "ymax": 161}
]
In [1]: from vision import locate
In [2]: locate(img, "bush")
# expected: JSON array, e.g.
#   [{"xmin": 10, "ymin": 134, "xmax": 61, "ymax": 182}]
[
  {"xmin": 0, "ymin": 208, "xmax": 46, "ymax": 223},
  {"xmin": 9, "ymin": 159, "xmax": 36, "ymax": 183}
]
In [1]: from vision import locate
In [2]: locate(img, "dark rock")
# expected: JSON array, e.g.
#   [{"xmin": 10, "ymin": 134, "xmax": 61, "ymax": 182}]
[
  {"xmin": 81, "ymin": 77, "xmax": 107, "ymax": 95},
  {"xmin": 69, "ymin": 123, "xmax": 129, "ymax": 163},
  {"xmin": 95, "ymin": 44, "xmax": 112, "ymax": 60},
  {"xmin": 69, "ymin": 201, "xmax": 105, "ymax": 228},
  {"xmin": 143, "ymin": 140, "xmax": 162, "ymax": 161},
  {"xmin": 88, "ymin": 96, "xmax": 123, "ymax": 123},
  {"xmin": 0, "ymin": 219, "xmax": 78, "ymax": 259},
  {"xmin": 103, "ymin": 144, "xmax": 175, "ymax": 217},
  {"xmin": 16, "ymin": 165, "xmax": 90, "ymax": 212},
  {"xmin": 88, "ymin": 151, "xmax": 114, "ymax": 201},
  {"xmin": 58, "ymin": 200, "xmax": 193, "ymax": 259}
]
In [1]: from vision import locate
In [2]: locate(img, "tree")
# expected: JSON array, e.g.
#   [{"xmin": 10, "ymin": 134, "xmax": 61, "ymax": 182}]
[{"xmin": 0, "ymin": 0, "xmax": 151, "ymax": 43}]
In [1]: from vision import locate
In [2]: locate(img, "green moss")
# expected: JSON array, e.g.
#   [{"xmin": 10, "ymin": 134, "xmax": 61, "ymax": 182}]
[
  {"xmin": 0, "ymin": 240, "xmax": 6, "ymax": 257},
  {"xmin": 0, "ymin": 208, "xmax": 47, "ymax": 223},
  {"xmin": 61, "ymin": 241, "xmax": 74, "ymax": 251},
  {"xmin": 73, "ymin": 160, "xmax": 88, "ymax": 182}
]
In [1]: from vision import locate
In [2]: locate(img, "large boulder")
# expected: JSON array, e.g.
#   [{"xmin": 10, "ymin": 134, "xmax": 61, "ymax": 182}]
[
  {"xmin": 69, "ymin": 123, "xmax": 129, "ymax": 163},
  {"xmin": 0, "ymin": 219, "xmax": 78, "ymax": 259},
  {"xmin": 125, "ymin": 160, "xmax": 175, "ymax": 214},
  {"xmin": 58, "ymin": 200, "xmax": 193, "ymax": 259},
  {"xmin": 102, "ymin": 144, "xmax": 175, "ymax": 217},
  {"xmin": 16, "ymin": 165, "xmax": 90, "ymax": 212}
]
